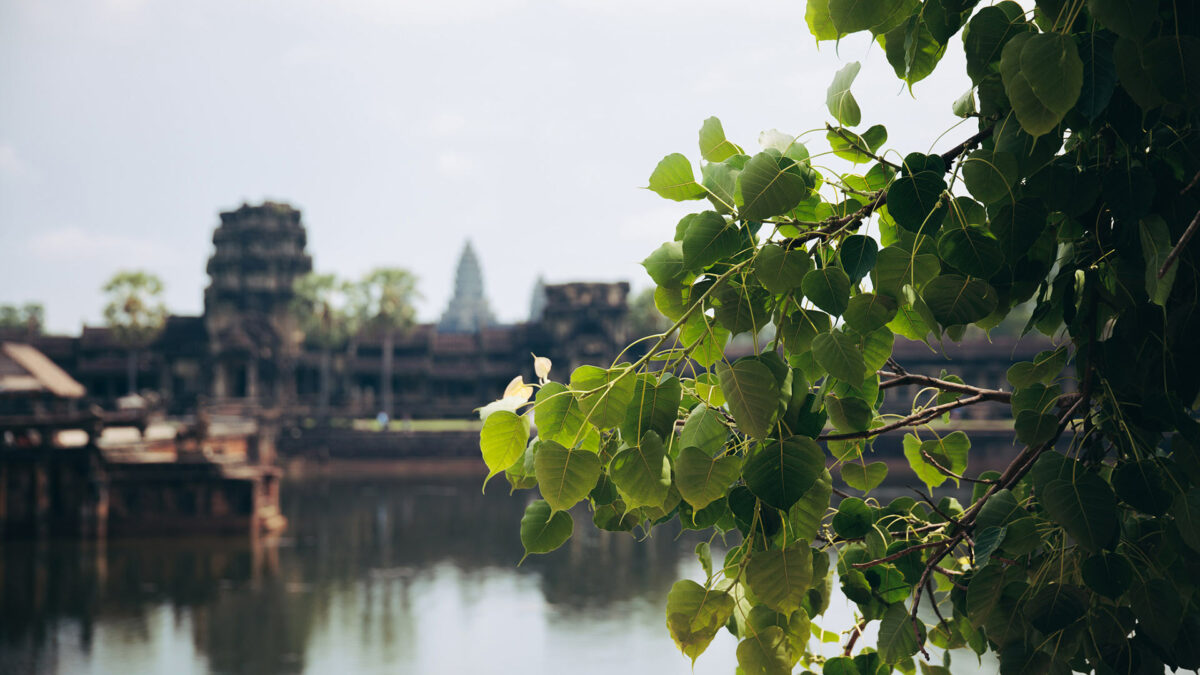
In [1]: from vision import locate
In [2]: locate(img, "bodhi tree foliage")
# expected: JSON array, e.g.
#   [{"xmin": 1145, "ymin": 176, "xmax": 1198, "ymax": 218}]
[{"xmin": 479, "ymin": 1, "xmax": 1200, "ymax": 673}]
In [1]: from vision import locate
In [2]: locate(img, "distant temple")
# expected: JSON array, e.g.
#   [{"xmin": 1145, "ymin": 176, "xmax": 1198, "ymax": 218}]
[
  {"xmin": 2, "ymin": 202, "xmax": 632, "ymax": 418},
  {"xmin": 0, "ymin": 200, "xmax": 1047, "ymax": 420},
  {"xmin": 438, "ymin": 241, "xmax": 496, "ymax": 333}
]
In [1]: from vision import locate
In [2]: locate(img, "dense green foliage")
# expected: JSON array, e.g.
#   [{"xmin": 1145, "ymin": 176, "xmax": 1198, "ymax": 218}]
[{"xmin": 480, "ymin": 1, "xmax": 1200, "ymax": 673}]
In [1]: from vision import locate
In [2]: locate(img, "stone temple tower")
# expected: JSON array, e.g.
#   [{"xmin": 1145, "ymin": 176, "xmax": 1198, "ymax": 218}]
[
  {"xmin": 438, "ymin": 241, "xmax": 496, "ymax": 333},
  {"xmin": 204, "ymin": 202, "xmax": 313, "ymax": 404}
]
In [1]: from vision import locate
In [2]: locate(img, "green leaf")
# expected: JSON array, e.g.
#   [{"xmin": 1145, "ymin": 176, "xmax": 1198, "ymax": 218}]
[
  {"xmin": 1014, "ymin": 410, "xmax": 1058, "ymax": 445},
  {"xmin": 1087, "ymin": 0, "xmax": 1156, "ymax": 42},
  {"xmin": 620, "ymin": 373, "xmax": 682, "ymax": 444},
  {"xmin": 683, "ymin": 211, "xmax": 741, "ymax": 271},
  {"xmin": 1001, "ymin": 34, "xmax": 1064, "ymax": 137},
  {"xmin": 952, "ymin": 88, "xmax": 977, "ymax": 117},
  {"xmin": 481, "ymin": 411, "xmax": 531, "ymax": 483},
  {"xmin": 609, "ymin": 431, "xmax": 673, "ymax": 510},
  {"xmin": 829, "ymin": 0, "xmax": 913, "ymax": 35},
  {"xmin": 936, "ymin": 227, "xmax": 1004, "ymax": 278},
  {"xmin": 780, "ymin": 306, "xmax": 832, "ymax": 356},
  {"xmin": 844, "ymin": 293, "xmax": 898, "ymax": 333},
  {"xmin": 1141, "ymin": 216, "xmax": 1178, "ymax": 307},
  {"xmin": 736, "ymin": 625, "xmax": 792, "ymax": 675},
  {"xmin": 1080, "ymin": 551, "xmax": 1133, "ymax": 598},
  {"xmin": 1075, "ymin": 29, "xmax": 1117, "ymax": 121},
  {"xmin": 878, "ymin": 603, "xmax": 926, "ymax": 663},
  {"xmin": 826, "ymin": 61, "xmax": 863, "ymax": 126},
  {"xmin": 824, "ymin": 393, "xmax": 874, "ymax": 432},
  {"xmin": 1019, "ymin": 33, "xmax": 1083, "ymax": 114},
  {"xmin": 713, "ymin": 283, "xmax": 772, "ymax": 336},
  {"xmin": 789, "ymin": 469, "xmax": 832, "ymax": 542},
  {"xmin": 1170, "ymin": 489, "xmax": 1200, "ymax": 553},
  {"xmin": 737, "ymin": 150, "xmax": 816, "ymax": 221},
  {"xmin": 702, "ymin": 160, "xmax": 741, "ymax": 214},
  {"xmin": 718, "ymin": 358, "xmax": 781, "ymax": 440},
  {"xmin": 648, "ymin": 153, "xmax": 706, "ymax": 201},
  {"xmin": 698, "ymin": 117, "xmax": 742, "ymax": 163},
  {"xmin": 884, "ymin": 16, "xmax": 947, "ymax": 86},
  {"xmin": 680, "ymin": 404, "xmax": 728, "ymax": 456},
  {"xmin": 746, "ymin": 542, "xmax": 814, "ymax": 614},
  {"xmin": 665, "ymin": 580, "xmax": 736, "ymax": 664},
  {"xmin": 1010, "ymin": 383, "xmax": 1061, "ymax": 416},
  {"xmin": 961, "ymin": 149, "xmax": 1018, "ymax": 204},
  {"xmin": 806, "ymin": 0, "xmax": 841, "ymax": 41},
  {"xmin": 570, "ymin": 365, "xmax": 636, "ymax": 429},
  {"xmin": 823, "ymin": 656, "xmax": 861, "ymax": 675},
  {"xmin": 902, "ymin": 433, "xmax": 948, "ymax": 490},
  {"xmin": 754, "ymin": 244, "xmax": 811, "ymax": 293},
  {"xmin": 827, "ymin": 125, "xmax": 888, "ymax": 163},
  {"xmin": 534, "ymin": 440, "xmax": 602, "ymax": 512},
  {"xmin": 1039, "ymin": 474, "xmax": 1119, "ymax": 552},
  {"xmin": 832, "ymin": 497, "xmax": 873, "ymax": 538},
  {"xmin": 887, "ymin": 171, "xmax": 947, "ymax": 234},
  {"xmin": 842, "ymin": 461, "xmax": 888, "ymax": 492},
  {"xmin": 743, "ymin": 437, "xmax": 826, "ymax": 511},
  {"xmin": 802, "ymin": 267, "xmax": 852, "ymax": 316},
  {"xmin": 1023, "ymin": 583, "xmax": 1088, "ymax": 634},
  {"xmin": 1112, "ymin": 461, "xmax": 1173, "ymax": 516},
  {"xmin": 680, "ymin": 313, "xmax": 730, "ymax": 368},
  {"xmin": 812, "ymin": 331, "xmax": 867, "ymax": 384},
  {"xmin": 920, "ymin": 275, "xmax": 998, "ymax": 326},
  {"xmin": 676, "ymin": 446, "xmax": 743, "ymax": 510},
  {"xmin": 840, "ymin": 234, "xmax": 879, "ymax": 282},
  {"xmin": 871, "ymin": 246, "xmax": 940, "ymax": 298},
  {"xmin": 520, "ymin": 499, "xmax": 573, "ymax": 559},
  {"xmin": 534, "ymin": 382, "xmax": 590, "ymax": 447},
  {"xmin": 642, "ymin": 241, "xmax": 689, "ymax": 289},
  {"xmin": 963, "ymin": 3, "xmax": 1029, "ymax": 83}
]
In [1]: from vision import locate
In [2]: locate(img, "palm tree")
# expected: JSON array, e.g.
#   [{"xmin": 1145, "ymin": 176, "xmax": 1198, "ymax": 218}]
[
  {"xmin": 102, "ymin": 271, "xmax": 168, "ymax": 395},
  {"xmin": 291, "ymin": 273, "xmax": 351, "ymax": 421},
  {"xmin": 353, "ymin": 268, "xmax": 419, "ymax": 420}
]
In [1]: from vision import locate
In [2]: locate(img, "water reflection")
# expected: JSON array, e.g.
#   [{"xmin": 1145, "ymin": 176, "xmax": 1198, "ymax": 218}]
[
  {"xmin": 1, "ymin": 476, "xmax": 737, "ymax": 674},
  {"xmin": 2, "ymin": 470, "xmax": 1006, "ymax": 674}
]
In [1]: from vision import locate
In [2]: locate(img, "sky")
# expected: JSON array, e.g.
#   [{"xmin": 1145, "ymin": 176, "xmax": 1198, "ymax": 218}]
[{"xmin": 0, "ymin": 0, "xmax": 974, "ymax": 334}]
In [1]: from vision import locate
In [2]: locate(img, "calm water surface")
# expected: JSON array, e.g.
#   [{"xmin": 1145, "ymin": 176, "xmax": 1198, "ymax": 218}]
[{"xmin": 1, "ymin": 473, "xmax": 998, "ymax": 674}]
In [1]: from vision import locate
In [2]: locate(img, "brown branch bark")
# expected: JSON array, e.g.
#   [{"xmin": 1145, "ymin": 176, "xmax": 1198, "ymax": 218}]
[
  {"xmin": 1157, "ymin": 209, "xmax": 1200, "ymax": 279},
  {"xmin": 878, "ymin": 370, "xmax": 1011, "ymax": 403},
  {"xmin": 851, "ymin": 539, "xmax": 950, "ymax": 570},
  {"xmin": 819, "ymin": 393, "xmax": 992, "ymax": 442}
]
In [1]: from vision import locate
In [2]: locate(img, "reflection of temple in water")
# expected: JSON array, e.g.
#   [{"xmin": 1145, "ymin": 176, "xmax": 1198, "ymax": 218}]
[{"xmin": 0, "ymin": 477, "xmax": 698, "ymax": 674}]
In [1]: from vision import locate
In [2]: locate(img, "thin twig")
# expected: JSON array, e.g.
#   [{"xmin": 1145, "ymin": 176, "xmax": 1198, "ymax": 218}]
[
  {"xmin": 919, "ymin": 446, "xmax": 998, "ymax": 485},
  {"xmin": 826, "ymin": 123, "xmax": 901, "ymax": 170},
  {"xmin": 877, "ymin": 371, "xmax": 1011, "ymax": 403},
  {"xmin": 843, "ymin": 618, "xmax": 868, "ymax": 657},
  {"xmin": 819, "ymin": 393, "xmax": 990, "ymax": 442},
  {"xmin": 1157, "ymin": 209, "xmax": 1200, "ymax": 279},
  {"xmin": 851, "ymin": 539, "xmax": 949, "ymax": 569},
  {"xmin": 1183, "ymin": 169, "xmax": 1200, "ymax": 195}
]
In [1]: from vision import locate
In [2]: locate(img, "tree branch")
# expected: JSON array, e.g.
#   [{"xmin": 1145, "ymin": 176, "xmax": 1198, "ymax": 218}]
[
  {"xmin": 878, "ymin": 370, "xmax": 1011, "ymax": 403},
  {"xmin": 819, "ymin": 393, "xmax": 992, "ymax": 442},
  {"xmin": 939, "ymin": 123, "xmax": 995, "ymax": 166},
  {"xmin": 1157, "ymin": 209, "xmax": 1200, "ymax": 279},
  {"xmin": 851, "ymin": 539, "xmax": 950, "ymax": 569},
  {"xmin": 826, "ymin": 123, "xmax": 901, "ymax": 170},
  {"xmin": 778, "ymin": 123, "xmax": 995, "ymax": 250}
]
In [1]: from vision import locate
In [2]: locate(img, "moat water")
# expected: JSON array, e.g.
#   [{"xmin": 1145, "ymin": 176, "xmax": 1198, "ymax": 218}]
[{"xmin": 0, "ymin": 473, "xmax": 999, "ymax": 674}]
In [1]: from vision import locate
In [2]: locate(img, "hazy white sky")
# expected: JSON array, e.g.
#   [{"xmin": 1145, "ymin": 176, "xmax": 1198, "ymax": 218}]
[{"xmin": 0, "ymin": 0, "xmax": 973, "ymax": 333}]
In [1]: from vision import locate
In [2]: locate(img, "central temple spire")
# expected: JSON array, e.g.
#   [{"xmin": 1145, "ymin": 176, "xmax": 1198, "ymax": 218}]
[{"xmin": 438, "ymin": 241, "xmax": 496, "ymax": 333}]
